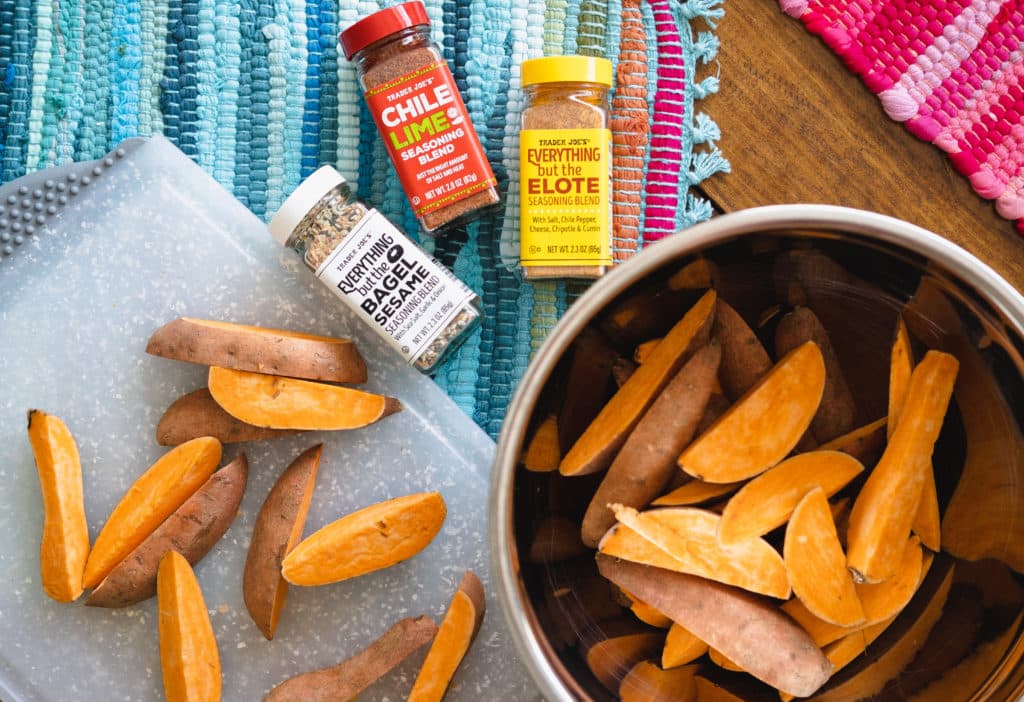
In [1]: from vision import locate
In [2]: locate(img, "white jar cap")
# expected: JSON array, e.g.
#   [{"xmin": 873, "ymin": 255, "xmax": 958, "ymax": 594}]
[{"xmin": 267, "ymin": 165, "xmax": 348, "ymax": 245}]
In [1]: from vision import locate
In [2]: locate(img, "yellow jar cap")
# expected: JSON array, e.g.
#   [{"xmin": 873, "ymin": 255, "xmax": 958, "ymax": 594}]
[{"xmin": 521, "ymin": 56, "xmax": 613, "ymax": 87}]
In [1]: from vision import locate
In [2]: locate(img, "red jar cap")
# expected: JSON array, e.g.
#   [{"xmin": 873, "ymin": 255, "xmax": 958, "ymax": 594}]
[{"xmin": 339, "ymin": 1, "xmax": 431, "ymax": 59}]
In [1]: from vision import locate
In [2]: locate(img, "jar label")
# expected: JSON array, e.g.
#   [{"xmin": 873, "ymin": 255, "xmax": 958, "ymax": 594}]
[
  {"xmin": 519, "ymin": 128, "xmax": 612, "ymax": 268},
  {"xmin": 363, "ymin": 60, "xmax": 497, "ymax": 217},
  {"xmin": 315, "ymin": 209, "xmax": 475, "ymax": 364}
]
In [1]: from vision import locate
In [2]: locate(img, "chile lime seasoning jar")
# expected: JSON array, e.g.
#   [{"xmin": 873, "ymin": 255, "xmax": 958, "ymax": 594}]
[{"xmin": 340, "ymin": 1, "xmax": 500, "ymax": 233}]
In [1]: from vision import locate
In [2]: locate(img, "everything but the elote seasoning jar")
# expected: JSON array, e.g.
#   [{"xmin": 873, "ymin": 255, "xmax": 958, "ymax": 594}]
[
  {"xmin": 339, "ymin": 1, "xmax": 500, "ymax": 233},
  {"xmin": 268, "ymin": 166, "xmax": 481, "ymax": 373},
  {"xmin": 519, "ymin": 56, "xmax": 613, "ymax": 280}
]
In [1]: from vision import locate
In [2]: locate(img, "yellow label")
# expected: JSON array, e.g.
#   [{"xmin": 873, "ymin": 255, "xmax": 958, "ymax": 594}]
[{"xmin": 519, "ymin": 128, "xmax": 612, "ymax": 268}]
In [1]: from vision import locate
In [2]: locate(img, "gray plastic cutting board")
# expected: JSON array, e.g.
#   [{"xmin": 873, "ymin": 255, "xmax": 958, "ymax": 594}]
[{"xmin": 0, "ymin": 136, "xmax": 538, "ymax": 701}]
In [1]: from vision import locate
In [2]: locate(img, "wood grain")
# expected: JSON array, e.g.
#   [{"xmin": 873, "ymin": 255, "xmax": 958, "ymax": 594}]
[{"xmin": 696, "ymin": 0, "xmax": 1024, "ymax": 290}]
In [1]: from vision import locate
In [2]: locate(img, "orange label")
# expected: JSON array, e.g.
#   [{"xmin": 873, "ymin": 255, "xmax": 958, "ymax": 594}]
[{"xmin": 365, "ymin": 61, "xmax": 496, "ymax": 216}]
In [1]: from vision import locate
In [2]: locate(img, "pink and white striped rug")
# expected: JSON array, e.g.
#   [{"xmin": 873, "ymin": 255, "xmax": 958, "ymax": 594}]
[{"xmin": 780, "ymin": 0, "xmax": 1024, "ymax": 234}]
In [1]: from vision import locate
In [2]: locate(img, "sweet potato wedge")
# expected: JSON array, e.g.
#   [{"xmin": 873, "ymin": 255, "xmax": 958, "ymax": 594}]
[
  {"xmin": 26, "ymin": 410, "xmax": 90, "ymax": 602},
  {"xmin": 854, "ymin": 535, "xmax": 923, "ymax": 627},
  {"xmin": 652, "ymin": 479, "xmax": 743, "ymax": 507},
  {"xmin": 662, "ymin": 623, "xmax": 708, "ymax": 668},
  {"xmin": 622, "ymin": 589, "xmax": 672, "ymax": 628},
  {"xmin": 784, "ymin": 487, "xmax": 865, "ymax": 627},
  {"xmin": 560, "ymin": 290, "xmax": 716, "ymax": 477},
  {"xmin": 678, "ymin": 341, "xmax": 826, "ymax": 483},
  {"xmin": 82, "ymin": 436, "xmax": 222, "ymax": 590},
  {"xmin": 603, "ymin": 506, "xmax": 790, "ymax": 599},
  {"xmin": 709, "ymin": 647, "xmax": 744, "ymax": 672},
  {"xmin": 718, "ymin": 450, "xmax": 863, "ymax": 545},
  {"xmin": 207, "ymin": 366, "xmax": 400, "ymax": 431},
  {"xmin": 817, "ymin": 417, "xmax": 887, "ymax": 466},
  {"xmin": 523, "ymin": 414, "xmax": 561, "ymax": 472},
  {"xmin": 846, "ymin": 351, "xmax": 958, "ymax": 583},
  {"xmin": 581, "ymin": 620, "xmax": 665, "ymax": 693},
  {"xmin": 407, "ymin": 571, "xmax": 485, "ymax": 702},
  {"xmin": 775, "ymin": 307, "xmax": 856, "ymax": 443},
  {"xmin": 620, "ymin": 661, "xmax": 697, "ymax": 702},
  {"xmin": 157, "ymin": 550, "xmax": 221, "ymax": 702},
  {"xmin": 146, "ymin": 317, "xmax": 367, "ymax": 383},
  {"xmin": 156, "ymin": 388, "xmax": 301, "ymax": 445},
  {"xmin": 243, "ymin": 445, "xmax": 321, "ymax": 639},
  {"xmin": 581, "ymin": 343, "xmax": 721, "ymax": 547},
  {"xmin": 596, "ymin": 556, "xmax": 832, "ymax": 697},
  {"xmin": 558, "ymin": 327, "xmax": 619, "ymax": 450},
  {"xmin": 633, "ymin": 338, "xmax": 661, "ymax": 365},
  {"xmin": 87, "ymin": 454, "xmax": 248, "ymax": 608},
  {"xmin": 528, "ymin": 515, "xmax": 587, "ymax": 563},
  {"xmin": 282, "ymin": 492, "xmax": 446, "ymax": 586},
  {"xmin": 264, "ymin": 615, "xmax": 438, "ymax": 702},
  {"xmin": 712, "ymin": 298, "xmax": 773, "ymax": 401}
]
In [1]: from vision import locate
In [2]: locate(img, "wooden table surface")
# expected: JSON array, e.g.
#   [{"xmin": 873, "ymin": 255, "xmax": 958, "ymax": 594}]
[{"xmin": 696, "ymin": 0, "xmax": 1024, "ymax": 292}]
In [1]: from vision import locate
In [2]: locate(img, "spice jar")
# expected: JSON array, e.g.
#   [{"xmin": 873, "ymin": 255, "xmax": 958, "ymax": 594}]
[
  {"xmin": 268, "ymin": 166, "xmax": 482, "ymax": 373},
  {"xmin": 519, "ymin": 56, "xmax": 613, "ymax": 280},
  {"xmin": 339, "ymin": 1, "xmax": 500, "ymax": 233}
]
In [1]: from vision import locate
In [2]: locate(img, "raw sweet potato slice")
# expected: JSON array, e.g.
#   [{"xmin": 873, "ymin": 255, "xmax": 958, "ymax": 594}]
[
  {"xmin": 780, "ymin": 597, "xmax": 850, "ymax": 648},
  {"xmin": 581, "ymin": 343, "xmax": 721, "ymax": 547},
  {"xmin": 854, "ymin": 535, "xmax": 923, "ymax": 626},
  {"xmin": 243, "ymin": 445, "xmax": 321, "ymax": 639},
  {"xmin": 713, "ymin": 298, "xmax": 773, "ymax": 401},
  {"xmin": 26, "ymin": 410, "xmax": 90, "ymax": 602},
  {"xmin": 718, "ymin": 450, "xmax": 864, "ymax": 545},
  {"xmin": 558, "ymin": 327, "xmax": 619, "ymax": 450},
  {"xmin": 87, "ymin": 454, "xmax": 248, "ymax": 608},
  {"xmin": 784, "ymin": 487, "xmax": 865, "ymax": 627},
  {"xmin": 620, "ymin": 661, "xmax": 697, "ymax": 702},
  {"xmin": 560, "ymin": 290, "xmax": 716, "ymax": 477},
  {"xmin": 604, "ymin": 506, "xmax": 790, "ymax": 599},
  {"xmin": 82, "ymin": 436, "xmax": 222, "ymax": 590},
  {"xmin": 817, "ymin": 417, "xmax": 887, "ymax": 466},
  {"xmin": 407, "ymin": 571, "xmax": 485, "ymax": 702},
  {"xmin": 157, "ymin": 551, "xmax": 221, "ymax": 702},
  {"xmin": 846, "ymin": 350, "xmax": 958, "ymax": 583},
  {"xmin": 264, "ymin": 615, "xmax": 438, "ymax": 702},
  {"xmin": 281, "ymin": 492, "xmax": 446, "ymax": 586},
  {"xmin": 911, "ymin": 471, "xmax": 941, "ymax": 552},
  {"xmin": 207, "ymin": 366, "xmax": 400, "ymax": 431},
  {"xmin": 582, "ymin": 622, "xmax": 665, "ymax": 693},
  {"xmin": 709, "ymin": 648, "xmax": 744, "ymax": 672},
  {"xmin": 622, "ymin": 589, "xmax": 672, "ymax": 629},
  {"xmin": 662, "ymin": 623, "xmax": 708, "ymax": 669},
  {"xmin": 652, "ymin": 479, "xmax": 743, "ymax": 507},
  {"xmin": 668, "ymin": 257, "xmax": 718, "ymax": 291},
  {"xmin": 528, "ymin": 515, "xmax": 587, "ymax": 563},
  {"xmin": 146, "ymin": 317, "xmax": 367, "ymax": 383},
  {"xmin": 523, "ymin": 414, "xmax": 560, "ymax": 472},
  {"xmin": 156, "ymin": 388, "xmax": 301, "ymax": 445},
  {"xmin": 678, "ymin": 341, "xmax": 826, "ymax": 483},
  {"xmin": 596, "ymin": 556, "xmax": 832, "ymax": 698},
  {"xmin": 633, "ymin": 338, "xmax": 661, "ymax": 365}
]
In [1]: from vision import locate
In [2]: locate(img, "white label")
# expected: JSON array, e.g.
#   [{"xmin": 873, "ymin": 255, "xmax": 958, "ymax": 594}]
[{"xmin": 315, "ymin": 209, "xmax": 475, "ymax": 363}]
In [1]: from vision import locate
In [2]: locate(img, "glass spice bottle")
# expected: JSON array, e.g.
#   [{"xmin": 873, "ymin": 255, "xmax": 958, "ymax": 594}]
[
  {"xmin": 519, "ymin": 56, "xmax": 613, "ymax": 279},
  {"xmin": 268, "ymin": 166, "xmax": 481, "ymax": 373},
  {"xmin": 339, "ymin": 1, "xmax": 500, "ymax": 234}
]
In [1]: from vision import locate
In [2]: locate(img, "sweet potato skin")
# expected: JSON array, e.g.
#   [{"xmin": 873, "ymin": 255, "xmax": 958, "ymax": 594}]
[
  {"xmin": 243, "ymin": 445, "xmax": 321, "ymax": 639},
  {"xmin": 157, "ymin": 388, "xmax": 300, "ymax": 445},
  {"xmin": 712, "ymin": 299, "xmax": 772, "ymax": 401},
  {"xmin": 86, "ymin": 454, "xmax": 248, "ymax": 608},
  {"xmin": 146, "ymin": 317, "xmax": 367, "ymax": 383}
]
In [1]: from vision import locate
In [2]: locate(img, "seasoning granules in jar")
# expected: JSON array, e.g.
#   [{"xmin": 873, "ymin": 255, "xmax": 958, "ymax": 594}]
[
  {"xmin": 339, "ymin": 1, "xmax": 500, "ymax": 234},
  {"xmin": 268, "ymin": 165, "xmax": 482, "ymax": 373},
  {"xmin": 519, "ymin": 56, "xmax": 613, "ymax": 280}
]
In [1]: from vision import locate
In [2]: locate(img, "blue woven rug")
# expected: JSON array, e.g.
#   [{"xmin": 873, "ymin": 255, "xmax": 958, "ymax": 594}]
[{"xmin": 0, "ymin": 0, "xmax": 728, "ymax": 438}]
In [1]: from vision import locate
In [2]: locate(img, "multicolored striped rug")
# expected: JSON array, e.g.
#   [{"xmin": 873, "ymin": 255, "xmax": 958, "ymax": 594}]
[
  {"xmin": 781, "ymin": 0, "xmax": 1024, "ymax": 234},
  {"xmin": 0, "ymin": 0, "xmax": 728, "ymax": 438}
]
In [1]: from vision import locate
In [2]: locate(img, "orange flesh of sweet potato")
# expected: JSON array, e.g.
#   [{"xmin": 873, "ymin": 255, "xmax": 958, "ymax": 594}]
[
  {"xmin": 678, "ymin": 341, "xmax": 826, "ymax": 483},
  {"xmin": 581, "ymin": 343, "xmax": 721, "ymax": 547},
  {"xmin": 784, "ymin": 487, "xmax": 866, "ymax": 628},
  {"xmin": 264, "ymin": 615, "xmax": 438, "ymax": 702},
  {"xmin": 407, "ymin": 571, "xmax": 485, "ymax": 702},
  {"xmin": 622, "ymin": 589, "xmax": 672, "ymax": 628},
  {"xmin": 620, "ymin": 661, "xmax": 698, "ymax": 702},
  {"xmin": 146, "ymin": 317, "xmax": 367, "ymax": 383},
  {"xmin": 846, "ymin": 351, "xmax": 958, "ymax": 583},
  {"xmin": 605, "ymin": 506, "xmax": 791, "ymax": 599},
  {"xmin": 157, "ymin": 551, "xmax": 222, "ymax": 702},
  {"xmin": 243, "ymin": 445, "xmax": 321, "ymax": 640},
  {"xmin": 87, "ymin": 454, "xmax": 248, "ymax": 608},
  {"xmin": 560, "ymin": 289, "xmax": 717, "ymax": 477},
  {"xmin": 854, "ymin": 535, "xmax": 923, "ymax": 626},
  {"xmin": 817, "ymin": 417, "xmax": 887, "ymax": 466},
  {"xmin": 596, "ymin": 556, "xmax": 831, "ymax": 697},
  {"xmin": 83, "ymin": 436, "xmax": 222, "ymax": 590},
  {"xmin": 713, "ymin": 298, "xmax": 773, "ymax": 401},
  {"xmin": 26, "ymin": 410, "xmax": 90, "ymax": 602},
  {"xmin": 652, "ymin": 478, "xmax": 743, "ymax": 507},
  {"xmin": 523, "ymin": 414, "xmax": 560, "ymax": 472},
  {"xmin": 775, "ymin": 307, "xmax": 856, "ymax": 443},
  {"xmin": 662, "ymin": 623, "xmax": 708, "ymax": 668},
  {"xmin": 668, "ymin": 257, "xmax": 718, "ymax": 291},
  {"xmin": 911, "ymin": 471, "xmax": 941, "ymax": 552},
  {"xmin": 583, "ymin": 628, "xmax": 665, "ymax": 693},
  {"xmin": 709, "ymin": 647, "xmax": 745, "ymax": 672},
  {"xmin": 281, "ymin": 492, "xmax": 446, "ymax": 586},
  {"xmin": 634, "ymin": 338, "xmax": 662, "ymax": 365},
  {"xmin": 718, "ymin": 450, "xmax": 864, "ymax": 545},
  {"xmin": 156, "ymin": 388, "xmax": 301, "ymax": 445},
  {"xmin": 207, "ymin": 366, "xmax": 400, "ymax": 431},
  {"xmin": 528, "ymin": 515, "xmax": 587, "ymax": 563}
]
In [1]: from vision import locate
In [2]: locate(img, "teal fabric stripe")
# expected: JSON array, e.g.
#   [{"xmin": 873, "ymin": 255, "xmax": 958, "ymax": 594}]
[
  {"xmin": 159, "ymin": 0, "xmax": 182, "ymax": 146},
  {"xmin": 262, "ymin": 5, "xmax": 291, "ymax": 214},
  {"xmin": 3, "ymin": 0, "xmax": 34, "ymax": 181},
  {"xmin": 53, "ymin": 0, "xmax": 84, "ymax": 165},
  {"xmin": 176, "ymin": 0, "xmax": 201, "ymax": 160},
  {"xmin": 246, "ymin": 0, "xmax": 275, "ymax": 216},
  {"xmin": 192, "ymin": 0, "xmax": 218, "ymax": 173},
  {"xmin": 302, "ymin": 0, "xmax": 321, "ymax": 176},
  {"xmin": 0, "ymin": 3, "xmax": 15, "ymax": 168},
  {"xmin": 232, "ymin": 0, "xmax": 256, "ymax": 208},
  {"xmin": 315, "ymin": 0, "xmax": 339, "ymax": 169},
  {"xmin": 110, "ymin": 0, "xmax": 142, "ymax": 145},
  {"xmin": 282, "ymin": 0, "xmax": 307, "ymax": 200},
  {"xmin": 25, "ymin": 0, "xmax": 54, "ymax": 171},
  {"xmin": 212, "ymin": 0, "xmax": 241, "ymax": 189},
  {"xmin": 79, "ymin": 0, "xmax": 113, "ymax": 159},
  {"xmin": 138, "ymin": 0, "xmax": 157, "ymax": 136}
]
